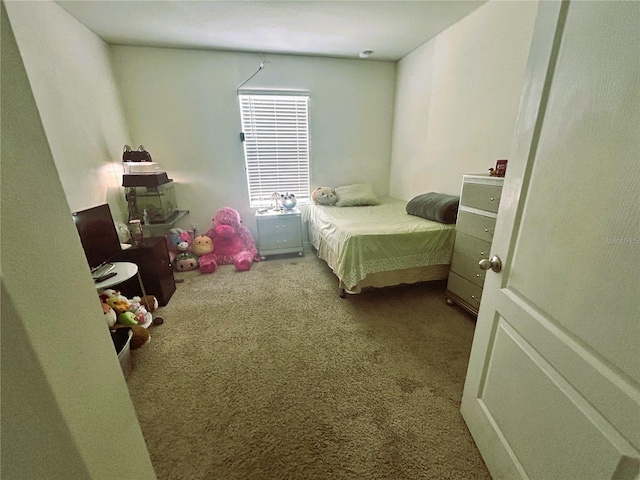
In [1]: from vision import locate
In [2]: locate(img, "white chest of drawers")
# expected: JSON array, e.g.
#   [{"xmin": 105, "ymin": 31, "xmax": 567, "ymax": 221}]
[
  {"xmin": 446, "ymin": 174, "xmax": 503, "ymax": 315},
  {"xmin": 255, "ymin": 208, "xmax": 304, "ymax": 259}
]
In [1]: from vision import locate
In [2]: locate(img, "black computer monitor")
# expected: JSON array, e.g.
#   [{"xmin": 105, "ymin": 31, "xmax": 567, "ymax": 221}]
[{"xmin": 72, "ymin": 203, "xmax": 122, "ymax": 274}]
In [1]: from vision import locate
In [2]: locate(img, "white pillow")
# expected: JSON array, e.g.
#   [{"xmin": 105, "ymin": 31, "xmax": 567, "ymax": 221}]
[{"xmin": 334, "ymin": 183, "xmax": 379, "ymax": 207}]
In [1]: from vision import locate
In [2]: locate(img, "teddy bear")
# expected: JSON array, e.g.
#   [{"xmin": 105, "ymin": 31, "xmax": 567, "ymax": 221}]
[
  {"xmin": 139, "ymin": 295, "xmax": 158, "ymax": 313},
  {"xmin": 204, "ymin": 207, "xmax": 260, "ymax": 271},
  {"xmin": 311, "ymin": 187, "xmax": 338, "ymax": 205},
  {"xmin": 192, "ymin": 235, "xmax": 217, "ymax": 274}
]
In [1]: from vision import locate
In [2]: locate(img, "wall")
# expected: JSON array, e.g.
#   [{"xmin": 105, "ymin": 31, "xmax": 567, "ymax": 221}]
[
  {"xmin": 4, "ymin": 0, "xmax": 130, "ymax": 219},
  {"xmin": 389, "ymin": 0, "xmax": 539, "ymax": 199},
  {"xmin": 110, "ymin": 47, "xmax": 396, "ymax": 232},
  {"xmin": 0, "ymin": 3, "xmax": 156, "ymax": 478}
]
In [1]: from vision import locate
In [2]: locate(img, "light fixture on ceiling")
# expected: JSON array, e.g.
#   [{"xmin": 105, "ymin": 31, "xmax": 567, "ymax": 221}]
[{"xmin": 358, "ymin": 50, "xmax": 374, "ymax": 59}]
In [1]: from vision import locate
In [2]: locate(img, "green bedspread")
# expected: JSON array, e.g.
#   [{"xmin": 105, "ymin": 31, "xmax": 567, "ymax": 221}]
[{"xmin": 305, "ymin": 197, "xmax": 456, "ymax": 289}]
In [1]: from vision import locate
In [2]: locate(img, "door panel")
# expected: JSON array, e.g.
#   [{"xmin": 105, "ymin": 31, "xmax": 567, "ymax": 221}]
[
  {"xmin": 481, "ymin": 318, "xmax": 634, "ymax": 480},
  {"xmin": 461, "ymin": 2, "xmax": 640, "ymax": 479},
  {"xmin": 507, "ymin": 0, "xmax": 640, "ymax": 378}
]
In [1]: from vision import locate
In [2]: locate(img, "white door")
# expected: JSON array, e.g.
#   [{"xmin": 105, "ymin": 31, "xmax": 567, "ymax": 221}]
[{"xmin": 461, "ymin": 2, "xmax": 640, "ymax": 479}]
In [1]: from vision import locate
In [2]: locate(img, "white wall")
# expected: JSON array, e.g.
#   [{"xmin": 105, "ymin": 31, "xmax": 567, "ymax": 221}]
[
  {"xmin": 1, "ymin": 4, "xmax": 155, "ymax": 478},
  {"xmin": 110, "ymin": 47, "xmax": 396, "ymax": 233},
  {"xmin": 5, "ymin": 0, "xmax": 130, "ymax": 219},
  {"xmin": 389, "ymin": 0, "xmax": 539, "ymax": 199}
]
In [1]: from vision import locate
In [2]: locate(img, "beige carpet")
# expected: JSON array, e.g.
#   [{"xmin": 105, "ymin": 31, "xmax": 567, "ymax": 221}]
[{"xmin": 126, "ymin": 247, "xmax": 491, "ymax": 480}]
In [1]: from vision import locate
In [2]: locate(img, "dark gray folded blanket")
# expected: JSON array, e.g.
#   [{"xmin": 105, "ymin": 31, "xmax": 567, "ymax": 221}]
[{"xmin": 406, "ymin": 192, "xmax": 460, "ymax": 224}]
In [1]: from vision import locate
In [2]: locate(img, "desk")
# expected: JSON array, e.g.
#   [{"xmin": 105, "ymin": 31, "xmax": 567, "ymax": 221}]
[{"xmin": 95, "ymin": 262, "xmax": 153, "ymax": 328}]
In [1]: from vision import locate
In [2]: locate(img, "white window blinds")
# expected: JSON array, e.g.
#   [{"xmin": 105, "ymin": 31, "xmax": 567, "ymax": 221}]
[{"xmin": 239, "ymin": 93, "xmax": 310, "ymax": 207}]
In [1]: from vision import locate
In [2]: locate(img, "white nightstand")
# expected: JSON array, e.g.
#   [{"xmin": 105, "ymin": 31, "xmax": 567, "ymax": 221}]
[{"xmin": 255, "ymin": 208, "xmax": 304, "ymax": 259}]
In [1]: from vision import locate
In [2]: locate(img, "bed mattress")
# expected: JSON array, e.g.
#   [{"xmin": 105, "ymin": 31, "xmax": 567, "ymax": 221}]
[{"xmin": 305, "ymin": 197, "xmax": 456, "ymax": 290}]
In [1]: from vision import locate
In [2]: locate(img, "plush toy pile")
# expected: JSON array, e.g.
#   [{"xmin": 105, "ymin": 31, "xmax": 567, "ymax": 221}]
[
  {"xmin": 99, "ymin": 289, "xmax": 158, "ymax": 350},
  {"xmin": 166, "ymin": 207, "xmax": 260, "ymax": 274},
  {"xmin": 167, "ymin": 228, "xmax": 199, "ymax": 272}
]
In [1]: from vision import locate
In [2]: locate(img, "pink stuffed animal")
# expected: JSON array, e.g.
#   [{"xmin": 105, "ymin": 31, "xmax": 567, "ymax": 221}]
[{"xmin": 204, "ymin": 207, "xmax": 260, "ymax": 271}]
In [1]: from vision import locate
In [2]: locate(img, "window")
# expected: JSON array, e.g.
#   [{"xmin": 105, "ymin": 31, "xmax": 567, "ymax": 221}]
[{"xmin": 239, "ymin": 93, "xmax": 310, "ymax": 207}]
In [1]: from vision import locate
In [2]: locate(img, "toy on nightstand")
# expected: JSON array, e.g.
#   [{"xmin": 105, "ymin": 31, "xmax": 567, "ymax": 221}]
[
  {"xmin": 204, "ymin": 207, "xmax": 260, "ymax": 271},
  {"xmin": 281, "ymin": 192, "xmax": 297, "ymax": 210}
]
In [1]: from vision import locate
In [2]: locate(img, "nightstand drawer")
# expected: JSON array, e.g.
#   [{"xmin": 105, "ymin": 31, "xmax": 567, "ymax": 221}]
[
  {"xmin": 456, "ymin": 211, "xmax": 496, "ymax": 242},
  {"xmin": 447, "ymin": 272, "xmax": 482, "ymax": 311},
  {"xmin": 451, "ymin": 252, "xmax": 486, "ymax": 288},
  {"xmin": 258, "ymin": 216, "xmax": 302, "ymax": 244},
  {"xmin": 453, "ymin": 231, "xmax": 491, "ymax": 261},
  {"xmin": 259, "ymin": 229, "xmax": 302, "ymax": 250},
  {"xmin": 460, "ymin": 183, "xmax": 502, "ymax": 212}
]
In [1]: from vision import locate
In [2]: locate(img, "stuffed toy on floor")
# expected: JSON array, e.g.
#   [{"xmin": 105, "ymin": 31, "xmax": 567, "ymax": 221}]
[
  {"xmin": 166, "ymin": 228, "xmax": 195, "ymax": 268},
  {"xmin": 192, "ymin": 235, "xmax": 216, "ymax": 274},
  {"xmin": 204, "ymin": 207, "xmax": 260, "ymax": 271}
]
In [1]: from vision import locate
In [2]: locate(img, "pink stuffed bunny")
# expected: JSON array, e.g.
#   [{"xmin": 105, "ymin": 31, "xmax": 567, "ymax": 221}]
[{"xmin": 204, "ymin": 207, "xmax": 260, "ymax": 271}]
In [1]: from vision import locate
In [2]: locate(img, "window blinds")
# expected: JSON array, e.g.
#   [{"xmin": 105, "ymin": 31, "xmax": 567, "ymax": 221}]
[{"xmin": 239, "ymin": 94, "xmax": 310, "ymax": 207}]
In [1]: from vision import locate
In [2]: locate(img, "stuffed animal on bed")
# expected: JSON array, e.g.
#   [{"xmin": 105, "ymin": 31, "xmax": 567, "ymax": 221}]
[
  {"xmin": 204, "ymin": 207, "xmax": 260, "ymax": 271},
  {"xmin": 311, "ymin": 187, "xmax": 338, "ymax": 206}
]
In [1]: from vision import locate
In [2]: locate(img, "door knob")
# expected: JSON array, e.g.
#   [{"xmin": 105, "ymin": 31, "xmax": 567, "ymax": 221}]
[{"xmin": 479, "ymin": 255, "xmax": 502, "ymax": 273}]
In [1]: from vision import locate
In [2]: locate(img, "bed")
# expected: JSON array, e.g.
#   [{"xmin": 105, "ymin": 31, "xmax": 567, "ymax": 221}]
[{"xmin": 305, "ymin": 196, "xmax": 457, "ymax": 296}]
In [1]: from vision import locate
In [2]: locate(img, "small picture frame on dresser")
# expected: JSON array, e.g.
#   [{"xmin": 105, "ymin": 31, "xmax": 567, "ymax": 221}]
[{"xmin": 494, "ymin": 159, "xmax": 508, "ymax": 177}]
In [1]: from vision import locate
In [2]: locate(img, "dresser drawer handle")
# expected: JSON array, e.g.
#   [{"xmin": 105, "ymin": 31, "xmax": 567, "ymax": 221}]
[
  {"xmin": 476, "ymin": 274, "xmax": 483, "ymax": 278},
  {"xmin": 484, "ymin": 228, "xmax": 493, "ymax": 233},
  {"xmin": 480, "ymin": 251, "xmax": 486, "ymax": 256},
  {"xmin": 490, "ymin": 197, "xmax": 495, "ymax": 201}
]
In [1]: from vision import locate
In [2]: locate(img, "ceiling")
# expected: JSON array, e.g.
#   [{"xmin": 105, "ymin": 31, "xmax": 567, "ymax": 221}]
[{"xmin": 55, "ymin": 1, "xmax": 486, "ymax": 61}]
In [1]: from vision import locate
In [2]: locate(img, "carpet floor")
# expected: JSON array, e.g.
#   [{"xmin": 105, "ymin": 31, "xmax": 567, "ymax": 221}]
[{"xmin": 126, "ymin": 246, "xmax": 491, "ymax": 480}]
